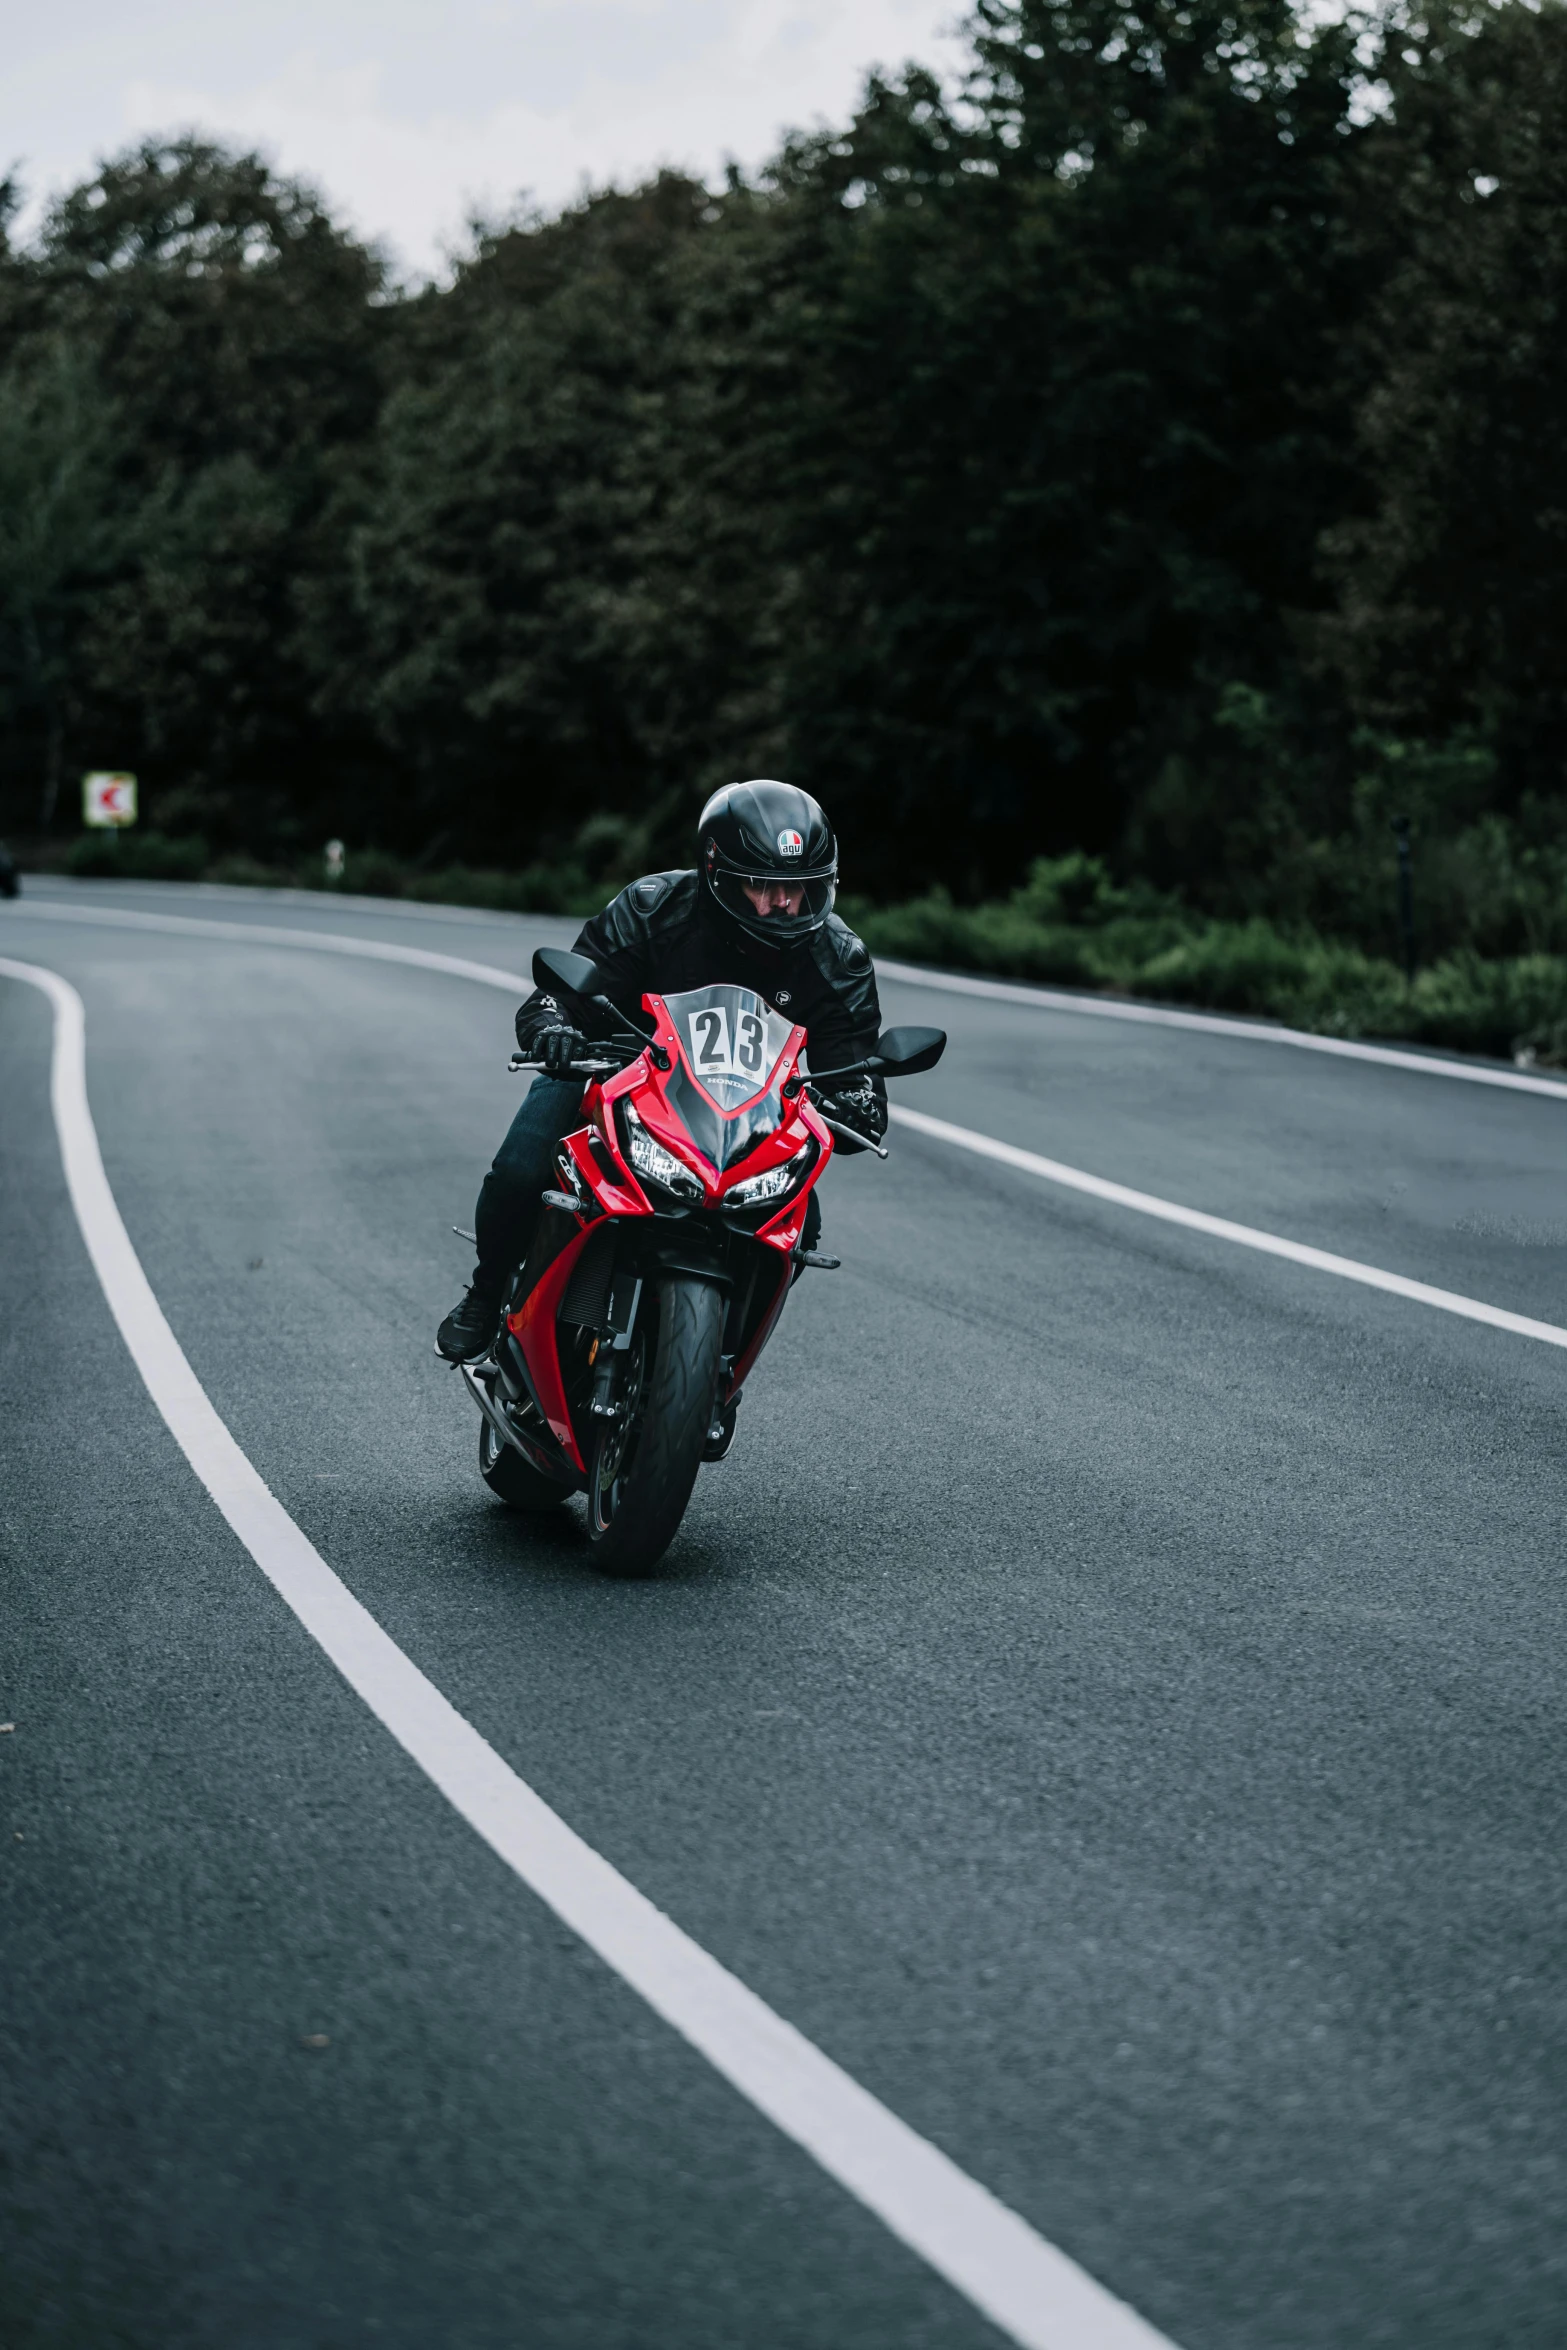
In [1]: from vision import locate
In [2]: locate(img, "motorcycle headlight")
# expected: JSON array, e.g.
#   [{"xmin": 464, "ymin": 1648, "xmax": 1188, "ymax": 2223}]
[
  {"xmin": 728, "ymin": 1150, "xmax": 809, "ymax": 1208},
  {"xmin": 621, "ymin": 1103, "xmax": 704, "ymax": 1201}
]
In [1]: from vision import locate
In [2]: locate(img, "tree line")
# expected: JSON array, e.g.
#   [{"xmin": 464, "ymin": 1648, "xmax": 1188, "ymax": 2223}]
[{"xmin": 3, "ymin": 0, "xmax": 1565, "ymax": 964}]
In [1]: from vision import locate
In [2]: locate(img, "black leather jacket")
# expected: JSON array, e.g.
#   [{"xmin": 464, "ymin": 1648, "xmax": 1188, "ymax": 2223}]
[{"xmin": 516, "ymin": 869, "xmax": 888, "ymax": 1146}]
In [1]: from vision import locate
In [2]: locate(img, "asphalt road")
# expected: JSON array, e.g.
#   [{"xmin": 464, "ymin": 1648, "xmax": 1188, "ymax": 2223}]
[{"xmin": 3, "ymin": 875, "xmax": 1565, "ymax": 2350}]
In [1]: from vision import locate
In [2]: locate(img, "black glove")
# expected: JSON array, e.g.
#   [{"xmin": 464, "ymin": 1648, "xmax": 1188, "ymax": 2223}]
[
  {"xmin": 817, "ymin": 1075, "xmax": 887, "ymax": 1152},
  {"xmin": 516, "ymin": 991, "xmax": 586, "ymax": 1071},
  {"xmin": 540, "ymin": 1022, "xmax": 587, "ymax": 1074}
]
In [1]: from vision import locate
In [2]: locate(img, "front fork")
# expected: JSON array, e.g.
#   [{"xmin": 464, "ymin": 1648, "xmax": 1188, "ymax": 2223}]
[
  {"xmin": 583, "ymin": 1271, "xmax": 737, "ymax": 1458},
  {"xmin": 585, "ymin": 1270, "xmax": 645, "ymax": 1422}
]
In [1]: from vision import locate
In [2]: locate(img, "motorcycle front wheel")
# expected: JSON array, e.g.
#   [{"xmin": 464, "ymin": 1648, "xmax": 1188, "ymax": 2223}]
[{"xmin": 586, "ymin": 1276, "xmax": 725, "ymax": 1578}]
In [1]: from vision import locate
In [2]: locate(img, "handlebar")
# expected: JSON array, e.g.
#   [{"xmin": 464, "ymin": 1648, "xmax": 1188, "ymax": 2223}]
[
  {"xmin": 509, "ymin": 1052, "xmax": 628, "ymax": 1078},
  {"xmin": 809, "ymin": 1098, "xmax": 891, "ymax": 1159},
  {"xmin": 507, "ymin": 1055, "xmax": 893, "ymax": 1156}
]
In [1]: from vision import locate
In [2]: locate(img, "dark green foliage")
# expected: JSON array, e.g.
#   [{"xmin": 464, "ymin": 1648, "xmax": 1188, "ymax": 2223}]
[
  {"xmin": 0, "ymin": 139, "xmax": 386, "ymax": 845},
  {"xmin": 0, "ymin": 332, "xmax": 126, "ymax": 826},
  {"xmin": 311, "ymin": 174, "xmax": 793, "ymax": 863},
  {"xmin": 768, "ymin": 0, "xmax": 1370, "ymax": 889},
  {"xmin": 852, "ymin": 855, "xmax": 1567, "ymax": 1060},
  {"xmin": 1319, "ymin": 0, "xmax": 1567, "ymax": 768},
  {"xmin": 3, "ymin": 1, "xmax": 1567, "ymax": 1033}
]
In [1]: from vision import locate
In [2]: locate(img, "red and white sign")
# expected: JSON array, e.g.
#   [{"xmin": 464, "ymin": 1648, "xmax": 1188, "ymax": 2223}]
[{"xmin": 83, "ymin": 772, "xmax": 138, "ymax": 827}]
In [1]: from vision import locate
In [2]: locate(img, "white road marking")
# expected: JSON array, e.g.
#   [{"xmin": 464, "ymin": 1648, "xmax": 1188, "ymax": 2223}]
[
  {"xmin": 6, "ymin": 896, "xmax": 532, "ymax": 995},
  {"xmin": 27, "ymin": 875, "xmax": 577, "ymax": 933},
  {"xmin": 875, "ymin": 957, "xmax": 1567, "ymax": 1101},
  {"xmin": 19, "ymin": 890, "xmax": 1567, "ymax": 1101},
  {"xmin": 891, "ymin": 1105, "xmax": 1567, "ymax": 1351},
  {"xmin": 0, "ymin": 947, "xmax": 1178, "ymax": 2350},
  {"xmin": 10, "ymin": 898, "xmax": 1561, "ymax": 1351}
]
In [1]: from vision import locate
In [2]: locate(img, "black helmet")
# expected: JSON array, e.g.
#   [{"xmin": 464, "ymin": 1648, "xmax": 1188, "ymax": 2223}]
[{"xmin": 698, "ymin": 779, "xmax": 837, "ymax": 955}]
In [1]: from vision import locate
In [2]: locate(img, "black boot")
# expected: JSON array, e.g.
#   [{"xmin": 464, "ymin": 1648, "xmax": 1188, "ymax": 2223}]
[{"xmin": 437, "ymin": 1281, "xmax": 502, "ymax": 1362}]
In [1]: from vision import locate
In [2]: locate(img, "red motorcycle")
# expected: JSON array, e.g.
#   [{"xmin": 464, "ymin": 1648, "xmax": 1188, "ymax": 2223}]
[{"xmin": 456, "ymin": 947, "xmax": 945, "ymax": 1576}]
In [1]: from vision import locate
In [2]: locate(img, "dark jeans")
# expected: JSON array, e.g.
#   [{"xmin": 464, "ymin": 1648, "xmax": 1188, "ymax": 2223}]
[
  {"xmin": 473, "ymin": 1074, "xmax": 823, "ymax": 1291},
  {"xmin": 474, "ymin": 1077, "xmax": 585, "ymax": 1292}
]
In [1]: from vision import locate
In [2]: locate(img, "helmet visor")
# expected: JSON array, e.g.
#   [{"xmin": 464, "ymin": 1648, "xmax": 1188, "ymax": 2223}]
[{"xmin": 710, "ymin": 866, "xmax": 836, "ymax": 946}]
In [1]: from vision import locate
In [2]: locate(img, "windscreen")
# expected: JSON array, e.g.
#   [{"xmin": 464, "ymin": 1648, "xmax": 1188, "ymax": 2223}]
[{"xmin": 657, "ymin": 984, "xmax": 799, "ymax": 1172}]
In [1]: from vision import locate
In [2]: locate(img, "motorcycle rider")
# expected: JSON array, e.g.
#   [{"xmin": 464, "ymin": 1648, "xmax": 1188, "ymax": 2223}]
[{"xmin": 437, "ymin": 779, "xmax": 888, "ymax": 1362}]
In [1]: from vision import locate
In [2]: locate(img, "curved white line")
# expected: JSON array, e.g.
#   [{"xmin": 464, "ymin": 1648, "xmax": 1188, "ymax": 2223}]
[
  {"xmin": 874, "ymin": 957, "xmax": 1567, "ymax": 1101},
  {"xmin": 890, "ymin": 1106, "xmax": 1567, "ymax": 1350},
  {"xmin": 27, "ymin": 875, "xmax": 576, "ymax": 933},
  {"xmin": 16, "ymin": 891, "xmax": 1567, "ymax": 1100},
  {"xmin": 0, "ymin": 949, "xmax": 1177, "ymax": 2350},
  {"xmin": 5, "ymin": 894, "xmax": 532, "ymax": 994},
  {"xmin": 11, "ymin": 898, "xmax": 1560, "ymax": 1351}
]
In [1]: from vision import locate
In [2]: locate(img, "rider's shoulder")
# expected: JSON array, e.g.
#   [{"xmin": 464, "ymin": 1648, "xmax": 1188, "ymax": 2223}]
[
  {"xmin": 599, "ymin": 868, "xmax": 697, "ymax": 935},
  {"xmin": 619, "ymin": 868, "xmax": 697, "ymax": 920},
  {"xmin": 811, "ymin": 909, "xmax": 874, "ymax": 978}
]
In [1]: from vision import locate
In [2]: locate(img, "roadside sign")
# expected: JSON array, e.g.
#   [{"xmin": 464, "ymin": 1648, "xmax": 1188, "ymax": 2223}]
[{"xmin": 83, "ymin": 772, "xmax": 138, "ymax": 828}]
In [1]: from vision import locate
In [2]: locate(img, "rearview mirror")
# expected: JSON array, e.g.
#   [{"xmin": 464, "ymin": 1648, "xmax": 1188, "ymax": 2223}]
[
  {"xmin": 530, "ymin": 945, "xmax": 655, "ymax": 1044},
  {"xmin": 874, "ymin": 1025, "xmax": 946, "ymax": 1076},
  {"xmin": 532, "ymin": 946, "xmax": 604, "ymax": 1001}
]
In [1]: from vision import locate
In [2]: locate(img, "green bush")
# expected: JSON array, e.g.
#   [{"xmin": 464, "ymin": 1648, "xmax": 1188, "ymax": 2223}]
[
  {"xmin": 855, "ymin": 857, "xmax": 1567, "ymax": 1062},
  {"xmin": 400, "ymin": 861, "xmax": 601, "ymax": 916},
  {"xmin": 1405, "ymin": 952, "xmax": 1567, "ymax": 1059},
  {"xmin": 337, "ymin": 847, "xmax": 408, "ymax": 898},
  {"xmin": 207, "ymin": 852, "xmax": 292, "ymax": 888},
  {"xmin": 64, "ymin": 830, "xmax": 209, "ymax": 880}
]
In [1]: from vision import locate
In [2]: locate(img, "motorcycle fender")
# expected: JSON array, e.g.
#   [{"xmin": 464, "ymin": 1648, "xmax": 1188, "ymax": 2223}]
[
  {"xmin": 727, "ymin": 1254, "xmax": 791, "ymax": 1398},
  {"xmin": 632, "ymin": 1222, "xmax": 734, "ymax": 1292}
]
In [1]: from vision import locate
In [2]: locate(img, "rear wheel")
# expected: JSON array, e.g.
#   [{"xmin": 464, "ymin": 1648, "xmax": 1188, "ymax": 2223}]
[
  {"xmin": 586, "ymin": 1277, "xmax": 725, "ymax": 1577},
  {"xmin": 479, "ymin": 1408, "xmax": 569, "ymax": 1511}
]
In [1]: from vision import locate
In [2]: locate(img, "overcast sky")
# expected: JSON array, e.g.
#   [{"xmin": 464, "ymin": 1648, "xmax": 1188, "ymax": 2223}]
[{"xmin": 7, "ymin": 1, "xmax": 970, "ymax": 278}]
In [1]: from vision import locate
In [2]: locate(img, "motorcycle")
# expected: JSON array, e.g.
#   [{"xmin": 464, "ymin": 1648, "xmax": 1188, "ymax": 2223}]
[{"xmin": 453, "ymin": 946, "xmax": 946, "ymax": 1576}]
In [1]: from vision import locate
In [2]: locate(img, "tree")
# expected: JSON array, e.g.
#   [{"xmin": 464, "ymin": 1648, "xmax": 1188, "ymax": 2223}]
[
  {"xmin": 1320, "ymin": 0, "xmax": 1567, "ymax": 811},
  {"xmin": 0, "ymin": 335, "xmax": 125, "ymax": 824},
  {"xmin": 0, "ymin": 139, "xmax": 388, "ymax": 847},
  {"xmin": 315, "ymin": 175, "xmax": 795, "ymax": 862},
  {"xmin": 758, "ymin": 0, "xmax": 1373, "ymax": 894}
]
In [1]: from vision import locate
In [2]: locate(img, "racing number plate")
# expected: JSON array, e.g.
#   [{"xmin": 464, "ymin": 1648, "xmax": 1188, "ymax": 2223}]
[{"xmin": 664, "ymin": 984, "xmax": 796, "ymax": 1109}]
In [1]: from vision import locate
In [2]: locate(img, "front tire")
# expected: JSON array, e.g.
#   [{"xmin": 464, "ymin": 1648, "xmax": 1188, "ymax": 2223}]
[
  {"xmin": 586, "ymin": 1277, "xmax": 725, "ymax": 1577},
  {"xmin": 479, "ymin": 1410, "xmax": 569, "ymax": 1511}
]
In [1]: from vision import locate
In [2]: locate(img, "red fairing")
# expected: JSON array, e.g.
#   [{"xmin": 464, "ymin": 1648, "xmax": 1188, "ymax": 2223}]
[
  {"xmin": 759, "ymin": 1095, "xmax": 832, "ymax": 1247},
  {"xmin": 562, "ymin": 1126, "xmax": 644, "ymax": 1221},
  {"xmin": 506, "ymin": 1088, "xmax": 654, "ymax": 1468},
  {"xmin": 509, "ymin": 986, "xmax": 835, "ymax": 1465},
  {"xmin": 603, "ymin": 996, "xmax": 833, "ymax": 1244},
  {"xmin": 506, "ymin": 1222, "xmax": 597, "ymax": 1469}
]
